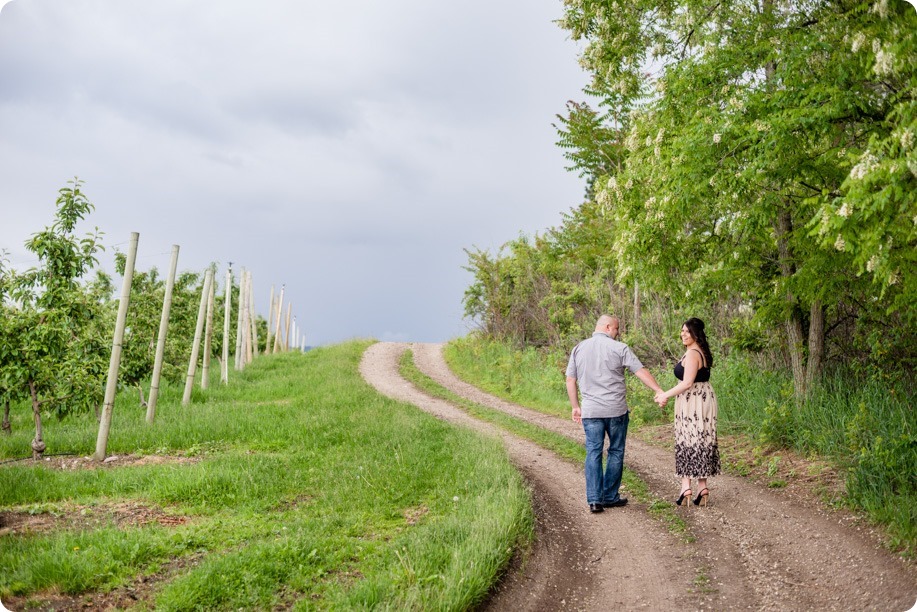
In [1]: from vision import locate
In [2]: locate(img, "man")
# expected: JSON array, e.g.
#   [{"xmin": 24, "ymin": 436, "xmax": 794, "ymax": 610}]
[{"xmin": 566, "ymin": 314, "xmax": 663, "ymax": 513}]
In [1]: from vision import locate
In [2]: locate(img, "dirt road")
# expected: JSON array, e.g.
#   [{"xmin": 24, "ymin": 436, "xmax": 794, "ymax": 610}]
[{"xmin": 361, "ymin": 342, "xmax": 917, "ymax": 611}]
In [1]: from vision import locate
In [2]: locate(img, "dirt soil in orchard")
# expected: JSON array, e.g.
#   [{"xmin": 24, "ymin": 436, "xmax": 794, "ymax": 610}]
[{"xmin": 360, "ymin": 342, "xmax": 917, "ymax": 612}]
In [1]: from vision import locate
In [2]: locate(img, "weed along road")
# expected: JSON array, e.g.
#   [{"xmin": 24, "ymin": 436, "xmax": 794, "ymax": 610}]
[{"xmin": 362, "ymin": 342, "xmax": 917, "ymax": 611}]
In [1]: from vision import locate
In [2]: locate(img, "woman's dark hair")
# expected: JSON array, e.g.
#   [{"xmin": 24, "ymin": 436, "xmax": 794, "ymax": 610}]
[{"xmin": 684, "ymin": 317, "xmax": 714, "ymax": 368}]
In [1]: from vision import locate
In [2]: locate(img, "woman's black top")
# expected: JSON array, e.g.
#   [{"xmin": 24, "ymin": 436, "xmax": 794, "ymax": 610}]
[{"xmin": 674, "ymin": 349, "xmax": 711, "ymax": 382}]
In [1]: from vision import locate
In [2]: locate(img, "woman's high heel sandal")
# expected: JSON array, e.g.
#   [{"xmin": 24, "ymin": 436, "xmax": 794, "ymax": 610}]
[
  {"xmin": 675, "ymin": 489, "xmax": 692, "ymax": 506},
  {"xmin": 693, "ymin": 488, "xmax": 709, "ymax": 507}
]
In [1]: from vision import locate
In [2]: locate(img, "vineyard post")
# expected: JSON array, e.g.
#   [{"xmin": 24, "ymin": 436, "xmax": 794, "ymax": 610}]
[
  {"xmin": 237, "ymin": 270, "xmax": 250, "ymax": 370},
  {"xmin": 284, "ymin": 303, "xmax": 292, "ymax": 351},
  {"xmin": 201, "ymin": 270, "xmax": 216, "ymax": 389},
  {"xmin": 182, "ymin": 269, "xmax": 213, "ymax": 405},
  {"xmin": 247, "ymin": 271, "xmax": 257, "ymax": 362},
  {"xmin": 146, "ymin": 243, "xmax": 179, "ymax": 423},
  {"xmin": 272, "ymin": 285, "xmax": 285, "ymax": 353},
  {"xmin": 94, "ymin": 231, "xmax": 139, "ymax": 461},
  {"xmin": 221, "ymin": 267, "xmax": 231, "ymax": 384},
  {"xmin": 265, "ymin": 284, "xmax": 274, "ymax": 353}
]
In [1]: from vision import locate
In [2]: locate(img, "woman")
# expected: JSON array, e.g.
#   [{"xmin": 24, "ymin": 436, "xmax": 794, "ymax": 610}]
[{"xmin": 655, "ymin": 318, "xmax": 720, "ymax": 506}]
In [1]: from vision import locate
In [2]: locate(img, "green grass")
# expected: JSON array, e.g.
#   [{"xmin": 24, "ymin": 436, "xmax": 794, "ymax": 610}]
[
  {"xmin": 445, "ymin": 335, "xmax": 917, "ymax": 555},
  {"xmin": 1, "ymin": 341, "xmax": 533, "ymax": 610},
  {"xmin": 399, "ymin": 348, "xmax": 691, "ymax": 541}
]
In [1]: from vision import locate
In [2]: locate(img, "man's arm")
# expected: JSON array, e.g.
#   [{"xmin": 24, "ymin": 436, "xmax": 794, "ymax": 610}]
[
  {"xmin": 566, "ymin": 376, "xmax": 582, "ymax": 423},
  {"xmin": 634, "ymin": 367, "xmax": 663, "ymax": 394}
]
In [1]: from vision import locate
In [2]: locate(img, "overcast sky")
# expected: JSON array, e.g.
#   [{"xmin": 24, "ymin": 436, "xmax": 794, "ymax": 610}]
[{"xmin": 0, "ymin": 0, "xmax": 589, "ymax": 346}]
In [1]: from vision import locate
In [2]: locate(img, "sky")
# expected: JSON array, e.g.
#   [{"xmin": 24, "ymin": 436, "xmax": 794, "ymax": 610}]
[{"xmin": 0, "ymin": 0, "xmax": 590, "ymax": 346}]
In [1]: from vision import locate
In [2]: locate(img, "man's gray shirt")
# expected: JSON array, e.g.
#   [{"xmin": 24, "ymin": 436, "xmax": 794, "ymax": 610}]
[{"xmin": 566, "ymin": 332, "xmax": 644, "ymax": 418}]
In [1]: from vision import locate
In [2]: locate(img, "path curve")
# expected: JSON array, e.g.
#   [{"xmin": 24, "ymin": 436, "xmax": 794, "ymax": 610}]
[
  {"xmin": 360, "ymin": 342, "xmax": 697, "ymax": 610},
  {"xmin": 410, "ymin": 342, "xmax": 917, "ymax": 611}
]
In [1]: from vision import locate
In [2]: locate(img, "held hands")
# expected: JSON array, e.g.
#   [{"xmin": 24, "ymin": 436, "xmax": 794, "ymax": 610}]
[{"xmin": 654, "ymin": 391, "xmax": 668, "ymax": 409}]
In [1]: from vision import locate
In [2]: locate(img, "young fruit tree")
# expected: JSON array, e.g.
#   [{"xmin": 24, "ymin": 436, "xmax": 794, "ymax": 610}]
[{"xmin": 1, "ymin": 179, "xmax": 108, "ymax": 458}]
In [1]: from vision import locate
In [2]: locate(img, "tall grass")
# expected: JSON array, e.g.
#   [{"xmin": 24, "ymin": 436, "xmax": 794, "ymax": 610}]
[
  {"xmin": 446, "ymin": 335, "xmax": 917, "ymax": 555},
  {"xmin": 1, "ymin": 341, "xmax": 532, "ymax": 609}
]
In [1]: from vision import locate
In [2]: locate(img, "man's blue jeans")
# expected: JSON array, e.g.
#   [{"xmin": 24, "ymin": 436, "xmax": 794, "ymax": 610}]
[{"xmin": 582, "ymin": 413, "xmax": 629, "ymax": 504}]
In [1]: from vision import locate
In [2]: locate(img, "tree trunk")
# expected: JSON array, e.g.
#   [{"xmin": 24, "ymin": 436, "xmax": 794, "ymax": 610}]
[
  {"xmin": 806, "ymin": 300, "xmax": 825, "ymax": 392},
  {"xmin": 29, "ymin": 381, "xmax": 46, "ymax": 460},
  {"xmin": 774, "ymin": 208, "xmax": 807, "ymax": 402},
  {"xmin": 2, "ymin": 399, "xmax": 10, "ymax": 434},
  {"xmin": 633, "ymin": 280, "xmax": 641, "ymax": 331}
]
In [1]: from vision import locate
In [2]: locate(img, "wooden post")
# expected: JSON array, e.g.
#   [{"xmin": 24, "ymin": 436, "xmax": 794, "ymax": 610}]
[
  {"xmin": 183, "ymin": 269, "xmax": 213, "ymax": 405},
  {"xmin": 221, "ymin": 268, "xmax": 231, "ymax": 384},
  {"xmin": 265, "ymin": 284, "xmax": 274, "ymax": 354},
  {"xmin": 284, "ymin": 303, "xmax": 292, "ymax": 351},
  {"xmin": 94, "ymin": 232, "xmax": 139, "ymax": 461},
  {"xmin": 147, "ymin": 244, "xmax": 179, "ymax": 423},
  {"xmin": 201, "ymin": 271, "xmax": 216, "ymax": 389},
  {"xmin": 247, "ymin": 271, "xmax": 257, "ymax": 362},
  {"xmin": 238, "ymin": 271, "xmax": 250, "ymax": 370},
  {"xmin": 272, "ymin": 285, "xmax": 285, "ymax": 353},
  {"xmin": 234, "ymin": 268, "xmax": 245, "ymax": 370}
]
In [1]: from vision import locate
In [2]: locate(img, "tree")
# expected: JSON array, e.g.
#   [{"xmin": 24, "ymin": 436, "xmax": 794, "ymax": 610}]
[
  {"xmin": 3, "ymin": 179, "xmax": 107, "ymax": 458},
  {"xmin": 555, "ymin": 0, "xmax": 916, "ymax": 398}
]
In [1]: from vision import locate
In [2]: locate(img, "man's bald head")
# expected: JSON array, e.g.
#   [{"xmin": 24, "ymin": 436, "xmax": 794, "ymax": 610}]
[{"xmin": 595, "ymin": 315, "xmax": 620, "ymax": 338}]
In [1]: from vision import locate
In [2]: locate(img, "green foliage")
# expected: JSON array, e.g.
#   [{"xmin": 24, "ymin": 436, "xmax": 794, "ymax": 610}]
[
  {"xmin": 0, "ymin": 179, "xmax": 108, "ymax": 456},
  {"xmin": 463, "ymin": 0, "xmax": 909, "ymax": 402},
  {"xmin": 117, "ymin": 266, "xmax": 204, "ymax": 387}
]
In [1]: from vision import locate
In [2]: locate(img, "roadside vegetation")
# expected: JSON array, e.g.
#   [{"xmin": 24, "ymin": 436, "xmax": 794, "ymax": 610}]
[
  {"xmin": 444, "ymin": 335, "xmax": 916, "ymax": 556},
  {"xmin": 1, "ymin": 341, "xmax": 532, "ymax": 610}
]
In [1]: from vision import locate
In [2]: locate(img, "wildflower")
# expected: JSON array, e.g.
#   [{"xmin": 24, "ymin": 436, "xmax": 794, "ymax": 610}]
[
  {"xmin": 753, "ymin": 120, "xmax": 769, "ymax": 132},
  {"xmin": 888, "ymin": 271, "xmax": 899, "ymax": 285},
  {"xmin": 834, "ymin": 235, "xmax": 846, "ymax": 251},
  {"xmin": 851, "ymin": 32, "xmax": 866, "ymax": 53},
  {"xmin": 838, "ymin": 202, "xmax": 852, "ymax": 218},
  {"xmin": 874, "ymin": 48, "xmax": 894, "ymax": 76},
  {"xmin": 899, "ymin": 129, "xmax": 914, "ymax": 150},
  {"xmin": 655, "ymin": 128, "xmax": 665, "ymax": 144},
  {"xmin": 654, "ymin": 145, "xmax": 661, "ymax": 158},
  {"xmin": 870, "ymin": 0, "xmax": 890, "ymax": 18},
  {"xmin": 866, "ymin": 254, "xmax": 879, "ymax": 272},
  {"xmin": 713, "ymin": 133, "xmax": 722, "ymax": 144},
  {"xmin": 850, "ymin": 152, "xmax": 879, "ymax": 180},
  {"xmin": 596, "ymin": 189, "xmax": 611, "ymax": 207}
]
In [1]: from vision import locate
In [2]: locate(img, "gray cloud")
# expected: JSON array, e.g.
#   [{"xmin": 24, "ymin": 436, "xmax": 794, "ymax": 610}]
[{"xmin": 0, "ymin": 0, "xmax": 588, "ymax": 345}]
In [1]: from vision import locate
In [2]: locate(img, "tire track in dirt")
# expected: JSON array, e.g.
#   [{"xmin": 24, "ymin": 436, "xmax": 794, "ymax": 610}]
[
  {"xmin": 411, "ymin": 342, "xmax": 917, "ymax": 611},
  {"xmin": 360, "ymin": 342, "xmax": 698, "ymax": 610}
]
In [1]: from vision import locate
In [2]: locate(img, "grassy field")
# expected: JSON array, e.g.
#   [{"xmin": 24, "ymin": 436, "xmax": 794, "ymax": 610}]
[
  {"xmin": 444, "ymin": 335, "xmax": 917, "ymax": 556},
  {"xmin": 0, "ymin": 341, "xmax": 533, "ymax": 610}
]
